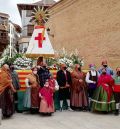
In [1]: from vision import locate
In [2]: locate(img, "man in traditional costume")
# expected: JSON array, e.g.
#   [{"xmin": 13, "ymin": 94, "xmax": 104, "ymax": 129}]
[
  {"xmin": 98, "ymin": 60, "xmax": 114, "ymax": 76},
  {"xmin": 57, "ymin": 64, "xmax": 72, "ymax": 111},
  {"xmin": 91, "ymin": 68, "xmax": 115, "ymax": 113},
  {"xmin": 24, "ymin": 67, "xmax": 40, "ymax": 113},
  {"xmin": 85, "ymin": 64, "xmax": 99, "ymax": 110},
  {"xmin": 71, "ymin": 64, "xmax": 88, "ymax": 111},
  {"xmin": 0, "ymin": 64, "xmax": 16, "ymax": 118},
  {"xmin": 37, "ymin": 62, "xmax": 50, "ymax": 87},
  {"xmin": 113, "ymin": 67, "xmax": 120, "ymax": 115}
]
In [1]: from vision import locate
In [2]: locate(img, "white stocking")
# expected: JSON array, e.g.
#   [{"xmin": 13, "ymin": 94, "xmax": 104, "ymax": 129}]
[
  {"xmin": 116, "ymin": 103, "xmax": 120, "ymax": 110},
  {"xmin": 60, "ymin": 100, "xmax": 63, "ymax": 108},
  {"xmin": 67, "ymin": 99, "xmax": 70, "ymax": 107}
]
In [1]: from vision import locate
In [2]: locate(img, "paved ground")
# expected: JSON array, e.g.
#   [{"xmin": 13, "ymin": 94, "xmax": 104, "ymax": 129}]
[{"xmin": 0, "ymin": 111, "xmax": 120, "ymax": 129}]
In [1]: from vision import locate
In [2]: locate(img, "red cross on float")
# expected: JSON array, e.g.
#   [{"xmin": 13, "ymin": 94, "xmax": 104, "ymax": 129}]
[
  {"xmin": 26, "ymin": 25, "xmax": 54, "ymax": 58},
  {"xmin": 34, "ymin": 26, "xmax": 45, "ymax": 48}
]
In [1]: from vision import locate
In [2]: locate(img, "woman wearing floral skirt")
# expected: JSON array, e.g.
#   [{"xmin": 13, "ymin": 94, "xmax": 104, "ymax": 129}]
[{"xmin": 91, "ymin": 68, "xmax": 115, "ymax": 112}]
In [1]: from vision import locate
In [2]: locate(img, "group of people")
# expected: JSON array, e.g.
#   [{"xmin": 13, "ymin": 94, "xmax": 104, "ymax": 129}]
[
  {"xmin": 70, "ymin": 61, "xmax": 120, "ymax": 115},
  {"xmin": 56, "ymin": 61, "xmax": 120, "ymax": 116},
  {"xmin": 0, "ymin": 60, "xmax": 120, "ymax": 119},
  {"xmin": 23, "ymin": 64, "xmax": 59, "ymax": 115}
]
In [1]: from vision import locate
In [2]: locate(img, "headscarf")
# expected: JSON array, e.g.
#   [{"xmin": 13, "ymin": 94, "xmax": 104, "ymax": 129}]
[
  {"xmin": 89, "ymin": 64, "xmax": 96, "ymax": 71},
  {"xmin": 0, "ymin": 66, "xmax": 12, "ymax": 94},
  {"xmin": 74, "ymin": 64, "xmax": 81, "ymax": 71},
  {"xmin": 89, "ymin": 64, "xmax": 95, "ymax": 68},
  {"xmin": 40, "ymin": 81, "xmax": 53, "ymax": 107},
  {"xmin": 101, "ymin": 60, "xmax": 107, "ymax": 65}
]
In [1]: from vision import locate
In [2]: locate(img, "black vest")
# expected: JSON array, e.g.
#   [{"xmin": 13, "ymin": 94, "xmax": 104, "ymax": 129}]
[{"xmin": 89, "ymin": 71, "xmax": 98, "ymax": 82}]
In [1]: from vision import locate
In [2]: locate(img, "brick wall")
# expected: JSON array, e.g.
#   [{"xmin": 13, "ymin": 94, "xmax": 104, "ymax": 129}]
[{"xmin": 47, "ymin": 0, "xmax": 120, "ymax": 69}]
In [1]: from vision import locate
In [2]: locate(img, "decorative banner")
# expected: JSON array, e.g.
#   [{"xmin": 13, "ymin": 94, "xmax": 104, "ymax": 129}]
[
  {"xmin": 26, "ymin": 26, "xmax": 54, "ymax": 58},
  {"xmin": 16, "ymin": 70, "xmax": 32, "ymax": 90}
]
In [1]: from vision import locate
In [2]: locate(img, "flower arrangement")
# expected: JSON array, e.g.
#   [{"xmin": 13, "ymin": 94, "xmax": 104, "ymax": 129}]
[
  {"xmin": 0, "ymin": 45, "xmax": 19, "ymax": 67},
  {"xmin": 0, "ymin": 46, "xmax": 84, "ymax": 71},
  {"xmin": 0, "ymin": 46, "xmax": 33, "ymax": 70},
  {"xmin": 57, "ymin": 57, "xmax": 73, "ymax": 67},
  {"xmin": 13, "ymin": 57, "xmax": 33, "ymax": 70},
  {"xmin": 46, "ymin": 48, "xmax": 84, "ymax": 71},
  {"xmin": 70, "ymin": 54, "xmax": 84, "ymax": 67}
]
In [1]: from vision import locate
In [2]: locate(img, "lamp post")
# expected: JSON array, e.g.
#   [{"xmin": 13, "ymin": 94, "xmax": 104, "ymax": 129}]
[{"xmin": 9, "ymin": 35, "xmax": 12, "ymax": 58}]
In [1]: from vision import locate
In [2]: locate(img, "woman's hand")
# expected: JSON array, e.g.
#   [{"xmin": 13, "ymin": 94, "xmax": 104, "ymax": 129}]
[
  {"xmin": 32, "ymin": 84, "xmax": 37, "ymax": 88},
  {"xmin": 105, "ymin": 84, "xmax": 109, "ymax": 87},
  {"xmin": 41, "ymin": 96, "xmax": 43, "ymax": 99},
  {"xmin": 65, "ymin": 84, "xmax": 70, "ymax": 88},
  {"xmin": 79, "ymin": 79, "xmax": 83, "ymax": 83},
  {"xmin": 39, "ymin": 93, "xmax": 43, "ymax": 98},
  {"xmin": 10, "ymin": 84, "xmax": 16, "ymax": 93}
]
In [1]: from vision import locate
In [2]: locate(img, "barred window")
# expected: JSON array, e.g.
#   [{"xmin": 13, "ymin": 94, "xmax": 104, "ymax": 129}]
[{"xmin": 27, "ymin": 25, "xmax": 34, "ymax": 36}]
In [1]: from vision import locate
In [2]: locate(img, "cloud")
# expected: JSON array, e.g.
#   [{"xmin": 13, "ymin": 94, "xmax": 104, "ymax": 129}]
[{"xmin": 0, "ymin": 0, "xmax": 21, "ymax": 25}]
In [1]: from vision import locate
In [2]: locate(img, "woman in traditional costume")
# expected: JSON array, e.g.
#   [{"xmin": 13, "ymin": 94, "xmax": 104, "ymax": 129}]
[
  {"xmin": 98, "ymin": 60, "xmax": 114, "ymax": 76},
  {"xmin": 91, "ymin": 68, "xmax": 115, "ymax": 112},
  {"xmin": 113, "ymin": 67, "xmax": 120, "ymax": 115},
  {"xmin": 10, "ymin": 65, "xmax": 20, "ymax": 112},
  {"xmin": 24, "ymin": 67, "xmax": 40, "ymax": 113},
  {"xmin": 48, "ymin": 73, "xmax": 59, "ymax": 111},
  {"xmin": 39, "ymin": 74, "xmax": 58, "ymax": 115},
  {"xmin": 0, "ymin": 64, "xmax": 16, "ymax": 118},
  {"xmin": 70, "ymin": 64, "xmax": 88, "ymax": 111},
  {"xmin": 86, "ymin": 64, "xmax": 99, "ymax": 110}
]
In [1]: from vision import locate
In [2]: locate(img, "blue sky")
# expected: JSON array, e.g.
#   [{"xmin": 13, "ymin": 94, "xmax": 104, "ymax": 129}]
[{"xmin": 0, "ymin": 0, "xmax": 59, "ymax": 26}]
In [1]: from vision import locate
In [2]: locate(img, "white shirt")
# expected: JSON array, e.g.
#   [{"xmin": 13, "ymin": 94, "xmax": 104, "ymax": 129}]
[
  {"xmin": 63, "ymin": 70, "xmax": 66, "ymax": 75},
  {"xmin": 85, "ymin": 70, "xmax": 99, "ymax": 83},
  {"xmin": 25, "ymin": 78, "xmax": 31, "ymax": 87},
  {"xmin": 54, "ymin": 80, "xmax": 59, "ymax": 91}
]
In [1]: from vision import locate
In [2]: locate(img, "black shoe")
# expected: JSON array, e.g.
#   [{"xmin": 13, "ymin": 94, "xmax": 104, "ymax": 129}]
[
  {"xmin": 47, "ymin": 113, "xmax": 52, "ymax": 116},
  {"xmin": 114, "ymin": 110, "xmax": 119, "ymax": 116},
  {"xmin": 60, "ymin": 108, "xmax": 63, "ymax": 112},
  {"xmin": 88, "ymin": 107, "xmax": 91, "ymax": 112},
  {"xmin": 83, "ymin": 107, "xmax": 88, "ymax": 112},
  {"xmin": 78, "ymin": 107, "xmax": 83, "ymax": 111}
]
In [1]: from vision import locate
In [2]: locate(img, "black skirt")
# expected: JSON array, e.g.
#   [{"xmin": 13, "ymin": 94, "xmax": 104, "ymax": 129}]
[{"xmin": 0, "ymin": 87, "xmax": 14, "ymax": 117}]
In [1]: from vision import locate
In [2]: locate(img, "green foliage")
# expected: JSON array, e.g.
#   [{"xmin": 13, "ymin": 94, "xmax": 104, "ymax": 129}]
[
  {"xmin": 1, "ymin": 53, "xmax": 23, "ymax": 66},
  {"xmin": 46, "ymin": 58, "xmax": 56, "ymax": 66},
  {"xmin": 70, "ymin": 54, "xmax": 84, "ymax": 66},
  {"xmin": 45, "ymin": 48, "xmax": 84, "ymax": 70}
]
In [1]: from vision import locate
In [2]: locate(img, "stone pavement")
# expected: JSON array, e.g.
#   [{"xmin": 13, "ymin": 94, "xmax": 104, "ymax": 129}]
[{"xmin": 0, "ymin": 111, "xmax": 120, "ymax": 129}]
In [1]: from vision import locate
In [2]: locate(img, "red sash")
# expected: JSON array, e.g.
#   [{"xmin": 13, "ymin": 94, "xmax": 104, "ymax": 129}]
[{"xmin": 102, "ymin": 83, "xmax": 113, "ymax": 102}]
